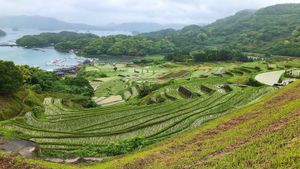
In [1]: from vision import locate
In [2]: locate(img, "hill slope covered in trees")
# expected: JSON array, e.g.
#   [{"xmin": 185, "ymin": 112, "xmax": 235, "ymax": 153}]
[
  {"xmin": 16, "ymin": 4, "xmax": 300, "ymax": 57},
  {"xmin": 142, "ymin": 3, "xmax": 300, "ymax": 56}
]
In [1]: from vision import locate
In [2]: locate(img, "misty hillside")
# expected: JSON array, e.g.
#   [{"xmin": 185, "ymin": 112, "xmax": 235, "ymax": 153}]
[
  {"xmin": 0, "ymin": 16, "xmax": 100, "ymax": 31},
  {"xmin": 0, "ymin": 29, "xmax": 5, "ymax": 36},
  {"xmin": 103, "ymin": 22, "xmax": 186, "ymax": 34},
  {"xmin": 0, "ymin": 16, "xmax": 187, "ymax": 33},
  {"xmin": 142, "ymin": 3, "xmax": 300, "ymax": 56}
]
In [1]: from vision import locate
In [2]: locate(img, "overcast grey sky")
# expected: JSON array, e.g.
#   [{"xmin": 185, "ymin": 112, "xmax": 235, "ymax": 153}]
[{"xmin": 0, "ymin": 0, "xmax": 300, "ymax": 25}]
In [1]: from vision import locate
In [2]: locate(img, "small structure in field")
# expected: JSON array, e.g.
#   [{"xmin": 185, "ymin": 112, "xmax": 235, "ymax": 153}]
[
  {"xmin": 82, "ymin": 59, "xmax": 94, "ymax": 66},
  {"xmin": 178, "ymin": 86, "xmax": 193, "ymax": 98},
  {"xmin": 217, "ymin": 84, "xmax": 233, "ymax": 92},
  {"xmin": 200, "ymin": 85, "xmax": 216, "ymax": 95},
  {"xmin": 286, "ymin": 70, "xmax": 300, "ymax": 78},
  {"xmin": 274, "ymin": 79, "xmax": 294, "ymax": 87},
  {"xmin": 53, "ymin": 65, "xmax": 81, "ymax": 75}
]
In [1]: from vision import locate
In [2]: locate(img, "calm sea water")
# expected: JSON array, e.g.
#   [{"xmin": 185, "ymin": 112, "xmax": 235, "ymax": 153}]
[{"xmin": 0, "ymin": 29, "xmax": 131, "ymax": 70}]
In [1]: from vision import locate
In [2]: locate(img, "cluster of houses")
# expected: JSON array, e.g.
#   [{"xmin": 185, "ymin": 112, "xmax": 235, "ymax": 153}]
[{"xmin": 52, "ymin": 59, "xmax": 94, "ymax": 76}]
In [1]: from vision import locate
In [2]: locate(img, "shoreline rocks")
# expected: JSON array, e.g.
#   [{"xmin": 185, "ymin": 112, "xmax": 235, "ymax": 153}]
[{"xmin": 45, "ymin": 157, "xmax": 104, "ymax": 164}]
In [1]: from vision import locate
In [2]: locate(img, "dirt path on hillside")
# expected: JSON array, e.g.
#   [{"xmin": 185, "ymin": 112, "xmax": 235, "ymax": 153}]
[{"xmin": 123, "ymin": 83, "xmax": 300, "ymax": 169}]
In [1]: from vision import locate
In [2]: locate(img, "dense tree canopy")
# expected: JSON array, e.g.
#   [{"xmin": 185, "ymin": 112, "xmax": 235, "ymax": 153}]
[
  {"xmin": 191, "ymin": 48, "xmax": 249, "ymax": 62},
  {"xmin": 16, "ymin": 4, "xmax": 300, "ymax": 58},
  {"xmin": 165, "ymin": 48, "xmax": 248, "ymax": 62},
  {"xmin": 16, "ymin": 31, "xmax": 97, "ymax": 48},
  {"xmin": 142, "ymin": 4, "xmax": 300, "ymax": 57},
  {"xmin": 17, "ymin": 33, "xmax": 176, "ymax": 56},
  {"xmin": 14, "ymin": 65, "xmax": 96, "ymax": 107},
  {"xmin": 0, "ymin": 61, "xmax": 23, "ymax": 94},
  {"xmin": 24, "ymin": 68, "xmax": 94, "ymax": 97}
]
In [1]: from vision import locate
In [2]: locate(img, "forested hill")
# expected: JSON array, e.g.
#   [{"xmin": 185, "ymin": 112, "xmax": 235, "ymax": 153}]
[
  {"xmin": 142, "ymin": 3, "xmax": 300, "ymax": 56},
  {"xmin": 16, "ymin": 4, "xmax": 300, "ymax": 57},
  {"xmin": 0, "ymin": 29, "xmax": 6, "ymax": 36}
]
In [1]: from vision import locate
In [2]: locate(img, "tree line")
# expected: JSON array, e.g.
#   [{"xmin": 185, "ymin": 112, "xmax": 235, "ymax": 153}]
[
  {"xmin": 165, "ymin": 48, "xmax": 249, "ymax": 62},
  {"xmin": 0, "ymin": 60, "xmax": 96, "ymax": 107},
  {"xmin": 16, "ymin": 31, "xmax": 176, "ymax": 56}
]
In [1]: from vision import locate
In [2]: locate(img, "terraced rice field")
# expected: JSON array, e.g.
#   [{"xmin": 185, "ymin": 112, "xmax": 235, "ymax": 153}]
[
  {"xmin": 0, "ymin": 83, "xmax": 272, "ymax": 157},
  {"xmin": 255, "ymin": 70, "xmax": 285, "ymax": 86}
]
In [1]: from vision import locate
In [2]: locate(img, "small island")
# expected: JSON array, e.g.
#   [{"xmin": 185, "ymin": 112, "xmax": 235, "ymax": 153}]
[
  {"xmin": 0, "ymin": 29, "xmax": 6, "ymax": 37},
  {"xmin": 16, "ymin": 31, "xmax": 175, "ymax": 57}
]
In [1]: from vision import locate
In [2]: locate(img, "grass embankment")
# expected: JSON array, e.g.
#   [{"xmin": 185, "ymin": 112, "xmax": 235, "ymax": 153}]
[
  {"xmin": 89, "ymin": 80, "xmax": 300, "ymax": 169},
  {"xmin": 0, "ymin": 89, "xmax": 43, "ymax": 121}
]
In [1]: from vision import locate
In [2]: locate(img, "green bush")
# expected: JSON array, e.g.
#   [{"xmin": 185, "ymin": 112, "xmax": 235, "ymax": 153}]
[
  {"xmin": 71, "ymin": 95, "xmax": 97, "ymax": 108},
  {"xmin": 32, "ymin": 106, "xmax": 44, "ymax": 118},
  {"xmin": 248, "ymin": 77, "xmax": 264, "ymax": 87},
  {"xmin": 0, "ymin": 61, "xmax": 23, "ymax": 94}
]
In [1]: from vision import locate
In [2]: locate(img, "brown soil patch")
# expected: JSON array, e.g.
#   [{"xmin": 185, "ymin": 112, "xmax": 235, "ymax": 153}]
[
  {"xmin": 264, "ymin": 83, "xmax": 300, "ymax": 108},
  {"xmin": 196, "ymin": 67, "xmax": 211, "ymax": 70},
  {"xmin": 159, "ymin": 70, "xmax": 190, "ymax": 79},
  {"xmin": 193, "ymin": 110, "xmax": 300, "ymax": 167},
  {"xmin": 0, "ymin": 155, "xmax": 46, "ymax": 169}
]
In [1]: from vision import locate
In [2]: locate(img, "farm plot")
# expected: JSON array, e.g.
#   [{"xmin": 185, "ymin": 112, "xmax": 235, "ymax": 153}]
[
  {"xmin": 255, "ymin": 70, "xmax": 285, "ymax": 86},
  {"xmin": 159, "ymin": 70, "xmax": 190, "ymax": 79},
  {"xmin": 0, "ymin": 84, "xmax": 273, "ymax": 157}
]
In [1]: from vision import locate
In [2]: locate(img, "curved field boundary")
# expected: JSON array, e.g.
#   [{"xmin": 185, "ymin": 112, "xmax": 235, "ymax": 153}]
[
  {"xmin": 255, "ymin": 70, "xmax": 285, "ymax": 86},
  {"xmin": 0, "ymin": 82, "xmax": 273, "ymax": 158},
  {"xmin": 92, "ymin": 81, "xmax": 300, "ymax": 169}
]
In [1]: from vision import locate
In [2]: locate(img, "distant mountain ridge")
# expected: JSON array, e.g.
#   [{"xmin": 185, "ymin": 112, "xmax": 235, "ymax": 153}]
[
  {"xmin": 0, "ymin": 15, "xmax": 188, "ymax": 33},
  {"xmin": 103, "ymin": 22, "xmax": 187, "ymax": 34},
  {"xmin": 0, "ymin": 15, "xmax": 100, "ymax": 31},
  {"xmin": 0, "ymin": 29, "xmax": 5, "ymax": 36}
]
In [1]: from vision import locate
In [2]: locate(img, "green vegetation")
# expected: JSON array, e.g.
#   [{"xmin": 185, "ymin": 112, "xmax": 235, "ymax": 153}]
[
  {"xmin": 3, "ymin": 58, "xmax": 297, "ymax": 158},
  {"xmin": 16, "ymin": 4, "xmax": 300, "ymax": 60},
  {"xmin": 92, "ymin": 80, "xmax": 300, "ymax": 169},
  {"xmin": 1, "ymin": 85, "xmax": 271, "ymax": 158},
  {"xmin": 0, "ymin": 61, "xmax": 23, "ymax": 94},
  {"xmin": 2, "ymin": 3, "xmax": 300, "ymax": 168},
  {"xmin": 286, "ymin": 69, "xmax": 300, "ymax": 78},
  {"xmin": 17, "ymin": 33, "xmax": 175, "ymax": 56},
  {"xmin": 0, "ymin": 88, "xmax": 42, "ymax": 121},
  {"xmin": 16, "ymin": 31, "xmax": 97, "ymax": 48},
  {"xmin": 142, "ymin": 4, "xmax": 300, "ymax": 57},
  {"xmin": 0, "ymin": 61, "xmax": 98, "ymax": 121},
  {"xmin": 191, "ymin": 48, "xmax": 249, "ymax": 62},
  {"xmin": 80, "ymin": 36, "xmax": 175, "ymax": 56},
  {"xmin": 2, "ymin": 70, "xmax": 299, "ymax": 169}
]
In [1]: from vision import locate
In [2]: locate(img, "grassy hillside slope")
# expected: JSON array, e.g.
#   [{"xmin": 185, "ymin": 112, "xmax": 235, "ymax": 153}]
[
  {"xmin": 1, "ymin": 82, "xmax": 299, "ymax": 169},
  {"xmin": 0, "ymin": 89, "xmax": 43, "ymax": 121},
  {"xmin": 89, "ymin": 80, "xmax": 300, "ymax": 169}
]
